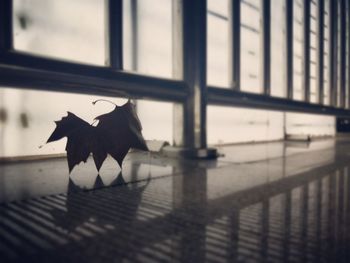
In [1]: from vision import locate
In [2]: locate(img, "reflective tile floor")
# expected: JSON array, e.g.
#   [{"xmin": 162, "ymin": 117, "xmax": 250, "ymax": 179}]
[{"xmin": 0, "ymin": 139, "xmax": 350, "ymax": 262}]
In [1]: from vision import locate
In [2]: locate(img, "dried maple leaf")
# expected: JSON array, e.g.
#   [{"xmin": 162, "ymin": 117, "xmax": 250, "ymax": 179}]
[{"xmin": 47, "ymin": 100, "xmax": 148, "ymax": 173}]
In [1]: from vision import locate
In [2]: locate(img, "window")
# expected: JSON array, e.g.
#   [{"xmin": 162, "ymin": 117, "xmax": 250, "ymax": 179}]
[
  {"xmin": 208, "ymin": 106, "xmax": 284, "ymax": 145},
  {"xmin": 123, "ymin": 0, "xmax": 173, "ymax": 78},
  {"xmin": 240, "ymin": 0, "xmax": 261, "ymax": 93},
  {"xmin": 207, "ymin": 0, "xmax": 229, "ymax": 88},
  {"xmin": 13, "ymin": 0, "xmax": 106, "ymax": 65},
  {"xmin": 286, "ymin": 112, "xmax": 335, "ymax": 137},
  {"xmin": 271, "ymin": 0, "xmax": 286, "ymax": 98}
]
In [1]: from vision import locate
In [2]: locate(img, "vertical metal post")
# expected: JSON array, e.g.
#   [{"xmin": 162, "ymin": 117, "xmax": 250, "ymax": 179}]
[
  {"xmin": 303, "ymin": 0, "xmax": 311, "ymax": 102},
  {"xmin": 173, "ymin": 0, "xmax": 185, "ymax": 147},
  {"xmin": 106, "ymin": 0, "xmax": 123, "ymax": 69},
  {"xmin": 130, "ymin": 0, "xmax": 138, "ymax": 71},
  {"xmin": 129, "ymin": 0, "xmax": 138, "ymax": 111},
  {"xmin": 334, "ymin": 0, "xmax": 339, "ymax": 108},
  {"xmin": 228, "ymin": 0, "xmax": 241, "ymax": 90},
  {"xmin": 183, "ymin": 0, "xmax": 207, "ymax": 149},
  {"xmin": 286, "ymin": 0, "xmax": 294, "ymax": 99},
  {"xmin": 317, "ymin": 0, "xmax": 325, "ymax": 104},
  {"xmin": 173, "ymin": 0, "xmax": 212, "ymax": 153},
  {"xmin": 348, "ymin": 0, "xmax": 350, "ymax": 108},
  {"xmin": 262, "ymin": 0, "xmax": 271, "ymax": 96},
  {"xmin": 340, "ymin": 0, "xmax": 346, "ymax": 108},
  {"xmin": 172, "ymin": 0, "xmax": 183, "ymax": 81},
  {"xmin": 329, "ymin": 0, "xmax": 336, "ymax": 106},
  {"xmin": 0, "ymin": 0, "xmax": 13, "ymax": 51}
]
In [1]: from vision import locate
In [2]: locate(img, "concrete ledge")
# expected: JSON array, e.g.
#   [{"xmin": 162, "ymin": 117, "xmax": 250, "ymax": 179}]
[
  {"xmin": 285, "ymin": 134, "xmax": 311, "ymax": 142},
  {"xmin": 161, "ymin": 146, "xmax": 218, "ymax": 159}
]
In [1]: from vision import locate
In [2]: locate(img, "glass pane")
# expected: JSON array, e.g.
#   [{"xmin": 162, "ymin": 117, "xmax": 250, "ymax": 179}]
[
  {"xmin": 241, "ymin": 0, "xmax": 261, "ymax": 93},
  {"xmin": 208, "ymin": 106, "xmax": 284, "ymax": 145},
  {"xmin": 13, "ymin": 0, "xmax": 106, "ymax": 65},
  {"xmin": 208, "ymin": 105, "xmax": 335, "ymax": 145},
  {"xmin": 207, "ymin": 0, "xmax": 229, "ymax": 88},
  {"xmin": 286, "ymin": 112, "xmax": 335, "ymax": 136},
  {"xmin": 123, "ymin": 0, "xmax": 172, "ymax": 78},
  {"xmin": 136, "ymin": 100, "xmax": 172, "ymax": 143},
  {"xmin": 271, "ymin": 0, "xmax": 286, "ymax": 98},
  {"xmin": 293, "ymin": 0, "xmax": 304, "ymax": 101}
]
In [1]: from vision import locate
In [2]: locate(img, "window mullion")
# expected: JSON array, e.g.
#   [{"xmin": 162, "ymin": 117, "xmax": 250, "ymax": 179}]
[
  {"xmin": 303, "ymin": 0, "xmax": 311, "ymax": 102},
  {"xmin": 317, "ymin": 0, "xmax": 324, "ymax": 104},
  {"xmin": 228, "ymin": 0, "xmax": 241, "ymax": 91},
  {"xmin": 0, "ymin": 0, "xmax": 13, "ymax": 51},
  {"xmin": 173, "ymin": 0, "xmax": 209, "ymax": 150},
  {"xmin": 261, "ymin": 0, "xmax": 271, "ymax": 96},
  {"xmin": 329, "ymin": 0, "xmax": 337, "ymax": 106},
  {"xmin": 286, "ymin": 0, "xmax": 294, "ymax": 99},
  {"xmin": 106, "ymin": 0, "xmax": 123, "ymax": 69},
  {"xmin": 348, "ymin": 0, "xmax": 350, "ymax": 108},
  {"xmin": 340, "ymin": 0, "xmax": 346, "ymax": 108}
]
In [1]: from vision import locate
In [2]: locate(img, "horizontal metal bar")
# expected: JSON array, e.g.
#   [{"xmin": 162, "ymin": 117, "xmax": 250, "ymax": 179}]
[
  {"xmin": 207, "ymin": 86, "xmax": 350, "ymax": 117},
  {"xmin": 207, "ymin": 10, "xmax": 228, "ymax": 20},
  {"xmin": 241, "ymin": 23, "xmax": 260, "ymax": 34},
  {"xmin": 3, "ymin": 50, "xmax": 350, "ymax": 117},
  {"xmin": 0, "ymin": 52, "xmax": 188, "ymax": 102},
  {"xmin": 242, "ymin": 0, "xmax": 259, "ymax": 12}
]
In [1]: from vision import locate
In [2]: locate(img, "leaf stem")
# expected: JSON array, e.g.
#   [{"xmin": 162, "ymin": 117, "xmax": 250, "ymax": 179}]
[{"xmin": 92, "ymin": 99, "xmax": 117, "ymax": 106}]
